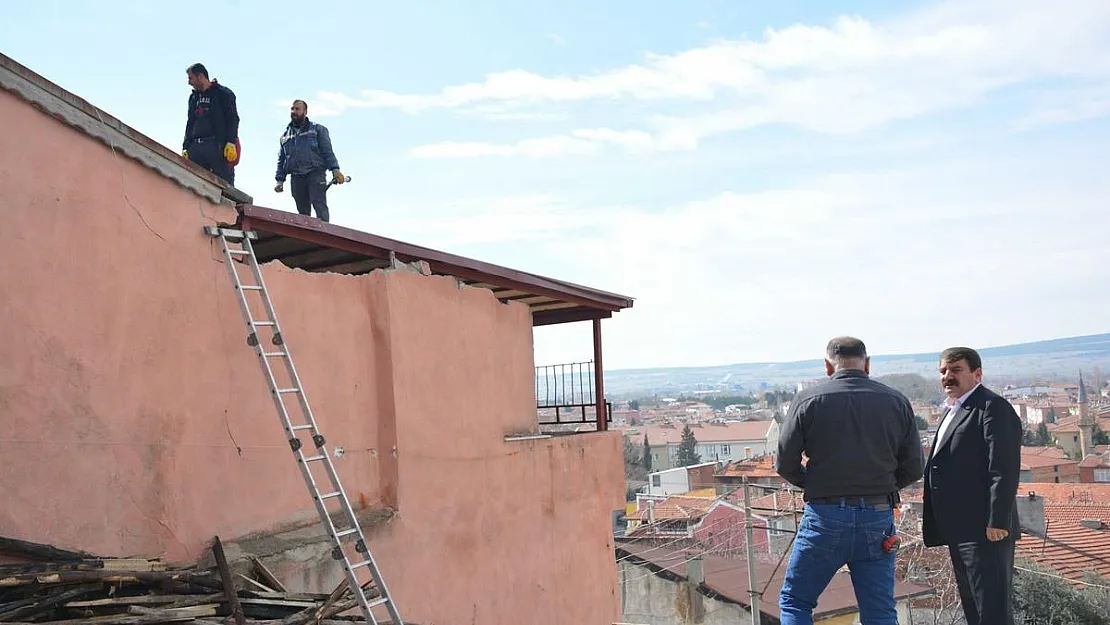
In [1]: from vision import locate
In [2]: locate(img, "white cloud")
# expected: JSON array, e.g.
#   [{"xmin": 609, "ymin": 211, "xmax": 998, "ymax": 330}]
[
  {"xmin": 1013, "ymin": 85, "xmax": 1110, "ymax": 131},
  {"xmin": 409, "ymin": 127, "xmax": 687, "ymax": 159},
  {"xmin": 518, "ymin": 155, "xmax": 1110, "ymax": 368},
  {"xmin": 309, "ymin": 0, "xmax": 1110, "ymax": 157}
]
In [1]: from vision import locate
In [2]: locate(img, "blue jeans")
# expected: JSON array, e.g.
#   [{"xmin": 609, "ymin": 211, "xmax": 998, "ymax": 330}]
[{"xmin": 779, "ymin": 500, "xmax": 897, "ymax": 625}]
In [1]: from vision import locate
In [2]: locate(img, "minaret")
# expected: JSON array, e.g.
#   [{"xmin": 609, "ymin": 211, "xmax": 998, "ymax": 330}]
[{"xmin": 1078, "ymin": 371, "xmax": 1094, "ymax": 459}]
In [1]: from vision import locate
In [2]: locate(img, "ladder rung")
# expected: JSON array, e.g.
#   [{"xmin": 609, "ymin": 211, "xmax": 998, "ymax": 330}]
[
  {"xmin": 276, "ymin": 388, "xmax": 301, "ymax": 394},
  {"xmin": 303, "ymin": 455, "xmax": 326, "ymax": 462},
  {"xmin": 228, "ymin": 249, "xmax": 250, "ymax": 256},
  {"xmin": 239, "ymin": 285, "xmax": 263, "ymax": 291},
  {"xmin": 318, "ymin": 491, "xmax": 341, "ymax": 500},
  {"xmin": 291, "ymin": 424, "xmax": 314, "ymax": 431},
  {"xmin": 366, "ymin": 597, "xmax": 389, "ymax": 609},
  {"xmin": 336, "ymin": 528, "xmax": 359, "ymax": 538},
  {"xmin": 349, "ymin": 560, "xmax": 372, "ymax": 570},
  {"xmin": 263, "ymin": 351, "xmax": 287, "ymax": 357},
  {"xmin": 251, "ymin": 321, "xmax": 275, "ymax": 326}
]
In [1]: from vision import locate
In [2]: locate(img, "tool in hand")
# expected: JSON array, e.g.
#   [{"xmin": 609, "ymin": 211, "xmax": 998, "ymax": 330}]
[{"xmin": 328, "ymin": 174, "xmax": 351, "ymax": 188}]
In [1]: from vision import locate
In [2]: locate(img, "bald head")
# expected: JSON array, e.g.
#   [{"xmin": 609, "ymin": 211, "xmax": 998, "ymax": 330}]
[{"xmin": 825, "ymin": 336, "xmax": 869, "ymax": 374}]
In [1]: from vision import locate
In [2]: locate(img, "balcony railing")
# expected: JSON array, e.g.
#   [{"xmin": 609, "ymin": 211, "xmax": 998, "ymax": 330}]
[{"xmin": 535, "ymin": 360, "xmax": 612, "ymax": 426}]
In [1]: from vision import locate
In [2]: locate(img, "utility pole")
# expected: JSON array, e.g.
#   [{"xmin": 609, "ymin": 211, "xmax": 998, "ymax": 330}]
[{"xmin": 743, "ymin": 478, "xmax": 761, "ymax": 625}]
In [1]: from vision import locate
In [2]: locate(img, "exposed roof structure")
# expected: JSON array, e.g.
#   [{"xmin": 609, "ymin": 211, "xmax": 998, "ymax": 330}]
[{"xmin": 236, "ymin": 206, "xmax": 633, "ymax": 327}]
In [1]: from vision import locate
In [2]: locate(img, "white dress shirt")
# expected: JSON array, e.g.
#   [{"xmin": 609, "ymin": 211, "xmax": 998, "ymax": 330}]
[{"xmin": 932, "ymin": 383, "xmax": 981, "ymax": 457}]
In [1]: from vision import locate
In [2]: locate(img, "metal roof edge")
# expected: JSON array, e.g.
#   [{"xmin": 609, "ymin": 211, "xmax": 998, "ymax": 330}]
[
  {"xmin": 0, "ymin": 52, "xmax": 251, "ymax": 207},
  {"xmin": 239, "ymin": 204, "xmax": 634, "ymax": 313}
]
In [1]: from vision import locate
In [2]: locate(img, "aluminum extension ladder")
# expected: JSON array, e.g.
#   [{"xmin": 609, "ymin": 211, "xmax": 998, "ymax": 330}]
[{"xmin": 205, "ymin": 226, "xmax": 403, "ymax": 625}]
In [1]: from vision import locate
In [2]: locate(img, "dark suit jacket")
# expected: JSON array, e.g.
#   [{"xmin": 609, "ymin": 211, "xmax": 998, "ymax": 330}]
[{"xmin": 923, "ymin": 384, "xmax": 1023, "ymax": 546}]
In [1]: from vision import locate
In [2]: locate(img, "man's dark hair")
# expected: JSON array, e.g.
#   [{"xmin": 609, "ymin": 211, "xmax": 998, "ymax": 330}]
[
  {"xmin": 293, "ymin": 99, "xmax": 308, "ymax": 110},
  {"xmin": 187, "ymin": 63, "xmax": 209, "ymax": 78},
  {"xmin": 826, "ymin": 336, "xmax": 867, "ymax": 361},
  {"xmin": 940, "ymin": 346, "xmax": 982, "ymax": 371}
]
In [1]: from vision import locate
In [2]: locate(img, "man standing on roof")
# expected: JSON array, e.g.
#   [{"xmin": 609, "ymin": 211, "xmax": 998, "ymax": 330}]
[
  {"xmin": 274, "ymin": 100, "xmax": 345, "ymax": 223},
  {"xmin": 775, "ymin": 336, "xmax": 924, "ymax": 625},
  {"xmin": 182, "ymin": 63, "xmax": 239, "ymax": 185}
]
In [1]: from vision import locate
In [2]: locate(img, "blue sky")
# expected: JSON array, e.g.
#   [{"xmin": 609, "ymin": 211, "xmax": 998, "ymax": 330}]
[{"xmin": 4, "ymin": 0, "xmax": 1109, "ymax": 370}]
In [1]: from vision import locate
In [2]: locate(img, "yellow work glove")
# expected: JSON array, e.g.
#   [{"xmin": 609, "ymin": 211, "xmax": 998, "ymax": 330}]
[
  {"xmin": 331, "ymin": 170, "xmax": 346, "ymax": 184},
  {"xmin": 224, "ymin": 142, "xmax": 237, "ymax": 162},
  {"xmin": 182, "ymin": 149, "xmax": 189, "ymax": 158}
]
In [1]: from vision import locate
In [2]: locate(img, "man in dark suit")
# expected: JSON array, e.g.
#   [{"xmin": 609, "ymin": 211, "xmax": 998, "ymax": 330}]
[{"xmin": 923, "ymin": 346, "xmax": 1022, "ymax": 625}]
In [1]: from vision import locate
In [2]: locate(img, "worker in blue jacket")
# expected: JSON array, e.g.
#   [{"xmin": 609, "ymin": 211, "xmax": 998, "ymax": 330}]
[{"xmin": 274, "ymin": 100, "xmax": 345, "ymax": 222}]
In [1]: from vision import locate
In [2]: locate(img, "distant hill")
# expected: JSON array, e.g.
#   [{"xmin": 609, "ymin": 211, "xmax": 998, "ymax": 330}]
[{"xmin": 604, "ymin": 333, "xmax": 1110, "ymax": 398}]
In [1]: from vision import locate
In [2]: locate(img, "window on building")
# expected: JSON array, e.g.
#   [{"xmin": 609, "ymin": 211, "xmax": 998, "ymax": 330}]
[
  {"xmin": 721, "ymin": 444, "xmax": 731, "ymax": 455},
  {"xmin": 652, "ymin": 475, "xmax": 661, "ymax": 487}
]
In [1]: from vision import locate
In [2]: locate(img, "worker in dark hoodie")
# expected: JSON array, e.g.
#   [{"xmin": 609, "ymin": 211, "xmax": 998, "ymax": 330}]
[
  {"xmin": 274, "ymin": 100, "xmax": 345, "ymax": 223},
  {"xmin": 181, "ymin": 63, "xmax": 239, "ymax": 185}
]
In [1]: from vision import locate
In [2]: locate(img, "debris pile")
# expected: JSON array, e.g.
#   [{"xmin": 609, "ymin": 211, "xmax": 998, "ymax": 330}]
[{"xmin": 0, "ymin": 536, "xmax": 401, "ymax": 625}]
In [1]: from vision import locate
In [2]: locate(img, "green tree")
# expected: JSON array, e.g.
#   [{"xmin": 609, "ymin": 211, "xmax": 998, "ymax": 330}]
[
  {"xmin": 641, "ymin": 434, "xmax": 653, "ymax": 472},
  {"xmin": 622, "ymin": 437, "xmax": 647, "ymax": 483},
  {"xmin": 1037, "ymin": 422, "xmax": 1052, "ymax": 446},
  {"xmin": 1012, "ymin": 559, "xmax": 1110, "ymax": 625},
  {"xmin": 628, "ymin": 399, "xmax": 640, "ymax": 410},
  {"xmin": 677, "ymin": 425, "xmax": 701, "ymax": 467},
  {"xmin": 1094, "ymin": 423, "xmax": 1110, "ymax": 446},
  {"xmin": 1046, "ymin": 407, "xmax": 1057, "ymax": 424},
  {"xmin": 1023, "ymin": 427, "xmax": 1039, "ymax": 446},
  {"xmin": 914, "ymin": 415, "xmax": 929, "ymax": 431}
]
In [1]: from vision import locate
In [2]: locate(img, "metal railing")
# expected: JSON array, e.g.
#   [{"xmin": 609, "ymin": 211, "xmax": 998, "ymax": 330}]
[{"xmin": 535, "ymin": 360, "xmax": 612, "ymax": 425}]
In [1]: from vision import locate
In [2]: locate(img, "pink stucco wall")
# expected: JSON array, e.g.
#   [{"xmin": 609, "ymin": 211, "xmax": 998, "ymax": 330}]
[{"xmin": 0, "ymin": 88, "xmax": 624, "ymax": 624}]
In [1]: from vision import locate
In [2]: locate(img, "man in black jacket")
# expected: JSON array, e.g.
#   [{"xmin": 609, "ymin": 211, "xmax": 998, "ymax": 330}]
[
  {"xmin": 776, "ymin": 337, "xmax": 924, "ymax": 625},
  {"xmin": 924, "ymin": 346, "xmax": 1022, "ymax": 625},
  {"xmin": 182, "ymin": 63, "xmax": 239, "ymax": 185},
  {"xmin": 274, "ymin": 100, "xmax": 345, "ymax": 222}
]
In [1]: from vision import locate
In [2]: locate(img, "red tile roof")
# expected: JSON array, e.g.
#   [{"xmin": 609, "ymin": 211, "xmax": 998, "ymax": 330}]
[
  {"xmin": 1019, "ymin": 483, "xmax": 1110, "ymax": 504},
  {"xmin": 637, "ymin": 495, "xmax": 716, "ymax": 522},
  {"xmin": 714, "ymin": 455, "xmax": 780, "ymax": 478},
  {"xmin": 616, "ymin": 540, "xmax": 931, "ymax": 620},
  {"xmin": 1021, "ymin": 454, "xmax": 1079, "ymax": 470},
  {"xmin": 745, "ymin": 490, "xmax": 806, "ymax": 517},
  {"xmin": 1026, "ymin": 521, "xmax": 1110, "ymax": 581},
  {"xmin": 1078, "ymin": 454, "xmax": 1109, "ymax": 468},
  {"xmin": 1042, "ymin": 503, "xmax": 1110, "ymax": 526},
  {"xmin": 1022, "ymin": 446, "xmax": 1070, "ymax": 459}
]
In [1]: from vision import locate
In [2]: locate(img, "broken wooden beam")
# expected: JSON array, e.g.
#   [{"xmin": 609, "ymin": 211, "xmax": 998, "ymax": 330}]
[
  {"xmin": 0, "ymin": 585, "xmax": 100, "ymax": 621},
  {"xmin": 0, "ymin": 571, "xmax": 222, "ymax": 590},
  {"xmin": 235, "ymin": 575, "xmax": 273, "ymax": 594},
  {"xmin": 248, "ymin": 558, "xmax": 286, "ymax": 594},
  {"xmin": 0, "ymin": 538, "xmax": 96, "ymax": 563},
  {"xmin": 209, "ymin": 537, "xmax": 244, "ymax": 625},
  {"xmin": 127, "ymin": 604, "xmax": 218, "ymax": 619}
]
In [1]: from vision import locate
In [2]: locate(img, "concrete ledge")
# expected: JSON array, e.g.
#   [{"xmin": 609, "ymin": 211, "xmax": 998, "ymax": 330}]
[
  {"xmin": 504, "ymin": 433, "xmax": 553, "ymax": 442},
  {"xmin": 0, "ymin": 52, "xmax": 252, "ymax": 206}
]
